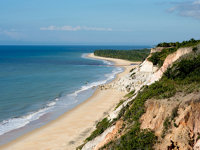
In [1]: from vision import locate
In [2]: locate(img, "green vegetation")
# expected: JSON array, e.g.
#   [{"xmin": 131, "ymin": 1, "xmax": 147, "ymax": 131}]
[
  {"xmin": 124, "ymin": 90, "xmax": 135, "ymax": 99},
  {"xmin": 196, "ymin": 134, "xmax": 200, "ymax": 141},
  {"xmin": 102, "ymin": 122, "xmax": 156, "ymax": 150},
  {"xmin": 81, "ymin": 40, "xmax": 200, "ymax": 149},
  {"xmin": 130, "ymin": 72, "xmax": 135, "ymax": 77},
  {"xmin": 193, "ymin": 47, "xmax": 198, "ymax": 53},
  {"xmin": 77, "ymin": 119, "xmax": 114, "ymax": 150},
  {"xmin": 165, "ymin": 54, "xmax": 200, "ymax": 82},
  {"xmin": 161, "ymin": 116, "xmax": 171, "ymax": 138},
  {"xmin": 101, "ymin": 50, "xmax": 200, "ymax": 149},
  {"xmin": 76, "ymin": 144, "xmax": 85, "ymax": 150},
  {"xmin": 157, "ymin": 38, "xmax": 200, "ymax": 48},
  {"xmin": 101, "ymin": 78, "xmax": 177, "ymax": 149},
  {"xmin": 118, "ymin": 125, "xmax": 156, "ymax": 150},
  {"xmin": 148, "ymin": 52, "xmax": 200, "ymax": 98},
  {"xmin": 157, "ymin": 42, "xmax": 178, "ymax": 47},
  {"xmin": 129, "ymin": 68, "xmax": 135, "ymax": 73},
  {"xmin": 149, "ymin": 38, "xmax": 200, "ymax": 67},
  {"xmin": 123, "ymin": 78, "xmax": 177, "ymax": 122},
  {"xmin": 86, "ymin": 118, "xmax": 111, "ymax": 141},
  {"xmin": 171, "ymin": 106, "xmax": 179, "ymax": 121},
  {"xmin": 148, "ymin": 48, "xmax": 177, "ymax": 66},
  {"xmin": 94, "ymin": 49, "xmax": 150, "ymax": 62},
  {"xmin": 115, "ymin": 100, "xmax": 125, "ymax": 110}
]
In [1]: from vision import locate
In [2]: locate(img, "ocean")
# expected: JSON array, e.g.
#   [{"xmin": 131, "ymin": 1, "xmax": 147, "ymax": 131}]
[{"xmin": 0, "ymin": 45, "xmax": 150, "ymax": 144}]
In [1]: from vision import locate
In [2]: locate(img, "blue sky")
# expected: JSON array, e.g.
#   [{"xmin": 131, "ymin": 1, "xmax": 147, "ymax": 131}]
[{"xmin": 0, "ymin": 0, "xmax": 200, "ymax": 45}]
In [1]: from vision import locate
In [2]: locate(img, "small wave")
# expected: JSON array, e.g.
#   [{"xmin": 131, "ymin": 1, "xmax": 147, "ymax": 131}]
[
  {"xmin": 105, "ymin": 67, "xmax": 123, "ymax": 81},
  {"xmin": 68, "ymin": 53, "xmax": 120, "ymax": 97},
  {"xmin": 0, "ymin": 108, "xmax": 47, "ymax": 136},
  {"xmin": 102, "ymin": 60, "xmax": 112, "ymax": 65},
  {"xmin": 47, "ymin": 101, "xmax": 56, "ymax": 107},
  {"xmin": 69, "ymin": 67, "xmax": 123, "ymax": 97},
  {"xmin": 0, "ymin": 99, "xmax": 59, "ymax": 136},
  {"xmin": 68, "ymin": 80, "xmax": 104, "ymax": 97},
  {"xmin": 55, "ymin": 98, "xmax": 59, "ymax": 101}
]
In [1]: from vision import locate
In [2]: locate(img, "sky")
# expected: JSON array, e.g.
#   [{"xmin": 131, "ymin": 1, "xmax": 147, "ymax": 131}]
[{"xmin": 0, "ymin": 0, "xmax": 200, "ymax": 45}]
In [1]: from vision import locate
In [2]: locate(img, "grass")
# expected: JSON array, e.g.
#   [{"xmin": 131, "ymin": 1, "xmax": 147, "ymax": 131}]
[
  {"xmin": 86, "ymin": 118, "xmax": 111, "ymax": 141},
  {"xmin": 124, "ymin": 90, "xmax": 135, "ymax": 99},
  {"xmin": 115, "ymin": 100, "xmax": 125, "ymax": 110}
]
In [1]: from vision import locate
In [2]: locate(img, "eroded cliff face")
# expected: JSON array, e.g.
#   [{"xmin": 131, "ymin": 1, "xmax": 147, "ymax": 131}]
[
  {"xmin": 107, "ymin": 47, "xmax": 192, "ymax": 93},
  {"xmin": 140, "ymin": 93, "xmax": 200, "ymax": 150},
  {"xmin": 81, "ymin": 46, "xmax": 196, "ymax": 150},
  {"xmin": 107, "ymin": 47, "xmax": 192, "ymax": 121}
]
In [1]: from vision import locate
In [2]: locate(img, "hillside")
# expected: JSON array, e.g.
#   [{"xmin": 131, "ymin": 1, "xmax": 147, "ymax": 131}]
[{"xmin": 78, "ymin": 39, "xmax": 200, "ymax": 150}]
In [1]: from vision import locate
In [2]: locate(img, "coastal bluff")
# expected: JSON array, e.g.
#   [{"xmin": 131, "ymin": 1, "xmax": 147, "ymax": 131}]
[{"xmin": 80, "ymin": 41, "xmax": 200, "ymax": 150}]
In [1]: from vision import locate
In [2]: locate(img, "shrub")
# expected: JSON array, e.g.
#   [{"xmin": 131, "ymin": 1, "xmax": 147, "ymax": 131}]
[
  {"xmin": 161, "ymin": 116, "xmax": 171, "ymax": 138},
  {"xmin": 171, "ymin": 106, "xmax": 179, "ymax": 121},
  {"xmin": 193, "ymin": 47, "xmax": 198, "ymax": 53},
  {"xmin": 86, "ymin": 118, "xmax": 110, "ymax": 141},
  {"xmin": 157, "ymin": 38, "xmax": 200, "ymax": 48},
  {"xmin": 115, "ymin": 100, "xmax": 125, "ymax": 110},
  {"xmin": 165, "ymin": 54, "xmax": 200, "ymax": 88},
  {"xmin": 103, "ymin": 121, "xmax": 156, "ymax": 150},
  {"xmin": 150, "ymin": 39, "xmax": 200, "ymax": 67},
  {"xmin": 148, "ymin": 48, "xmax": 177, "ymax": 67},
  {"xmin": 124, "ymin": 90, "xmax": 135, "ymax": 98}
]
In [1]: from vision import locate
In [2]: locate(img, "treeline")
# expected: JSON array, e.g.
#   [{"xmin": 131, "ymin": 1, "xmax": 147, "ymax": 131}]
[
  {"xmin": 94, "ymin": 49, "xmax": 150, "ymax": 62},
  {"xmin": 157, "ymin": 38, "xmax": 200, "ymax": 48}
]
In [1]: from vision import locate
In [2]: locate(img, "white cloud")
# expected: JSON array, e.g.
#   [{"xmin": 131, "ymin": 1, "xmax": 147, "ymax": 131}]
[
  {"xmin": 193, "ymin": 0, "xmax": 200, "ymax": 4},
  {"xmin": 40, "ymin": 25, "xmax": 112, "ymax": 31},
  {"xmin": 168, "ymin": 0, "xmax": 200, "ymax": 19},
  {"xmin": 0, "ymin": 29, "xmax": 23, "ymax": 39}
]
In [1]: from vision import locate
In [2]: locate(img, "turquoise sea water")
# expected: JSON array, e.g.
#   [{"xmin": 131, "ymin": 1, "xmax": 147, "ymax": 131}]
[{"xmin": 0, "ymin": 45, "xmax": 150, "ymax": 144}]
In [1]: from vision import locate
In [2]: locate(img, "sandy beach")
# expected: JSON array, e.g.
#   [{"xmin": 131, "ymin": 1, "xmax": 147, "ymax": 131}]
[{"xmin": 0, "ymin": 53, "xmax": 138, "ymax": 150}]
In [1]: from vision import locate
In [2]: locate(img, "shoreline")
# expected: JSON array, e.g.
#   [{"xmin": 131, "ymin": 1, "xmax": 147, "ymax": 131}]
[{"xmin": 0, "ymin": 53, "xmax": 139, "ymax": 150}]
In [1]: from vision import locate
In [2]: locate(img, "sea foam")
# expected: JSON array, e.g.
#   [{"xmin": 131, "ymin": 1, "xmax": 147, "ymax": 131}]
[
  {"xmin": 0, "ymin": 53, "xmax": 122, "ymax": 136},
  {"xmin": 0, "ymin": 100, "xmax": 56, "ymax": 136},
  {"xmin": 70, "ymin": 54, "xmax": 122, "ymax": 97}
]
